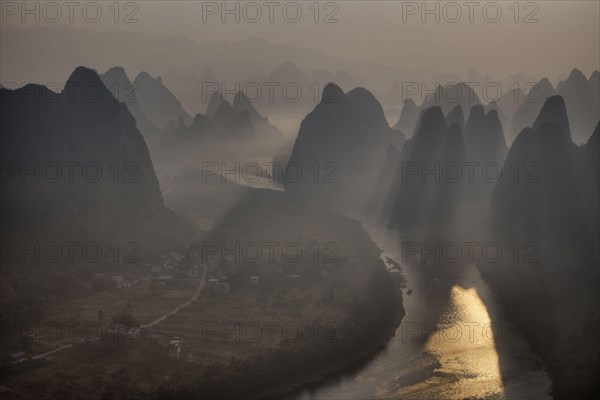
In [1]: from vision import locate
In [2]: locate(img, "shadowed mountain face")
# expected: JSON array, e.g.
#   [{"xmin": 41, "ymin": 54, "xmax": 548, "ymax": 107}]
[
  {"xmin": 133, "ymin": 71, "xmax": 192, "ymax": 130},
  {"xmin": 484, "ymin": 101, "xmax": 511, "ymax": 137},
  {"xmin": 493, "ymin": 94, "xmax": 597, "ymax": 244},
  {"xmin": 582, "ymin": 124, "xmax": 600, "ymax": 235},
  {"xmin": 223, "ymin": 110, "xmax": 256, "ymax": 138},
  {"xmin": 428, "ymin": 122, "xmax": 468, "ymax": 228},
  {"xmin": 384, "ymin": 106, "xmax": 476, "ymax": 233},
  {"xmin": 586, "ymin": 123, "xmax": 600, "ymax": 188},
  {"xmin": 171, "ymin": 114, "xmax": 215, "ymax": 139},
  {"xmin": 382, "ymin": 102, "xmax": 509, "ymax": 232},
  {"xmin": 206, "ymin": 91, "xmax": 225, "ymax": 118},
  {"xmin": 532, "ymin": 95, "xmax": 571, "ymax": 140},
  {"xmin": 395, "ymin": 83, "xmax": 482, "ymax": 137},
  {"xmin": 445, "ymin": 105, "xmax": 465, "ymax": 133},
  {"xmin": 510, "ymin": 78, "xmax": 555, "ymax": 142},
  {"xmin": 464, "ymin": 105, "xmax": 508, "ymax": 166},
  {"xmin": 393, "ymin": 98, "xmax": 419, "ymax": 136},
  {"xmin": 511, "ymin": 70, "xmax": 599, "ymax": 144},
  {"xmin": 0, "ymin": 66, "xmax": 192, "ymax": 248},
  {"xmin": 173, "ymin": 91, "xmax": 284, "ymax": 143},
  {"xmin": 230, "ymin": 91, "xmax": 285, "ymax": 142},
  {"xmin": 421, "ymin": 82, "xmax": 481, "ymax": 116},
  {"xmin": 463, "ymin": 105, "xmax": 508, "ymax": 201},
  {"xmin": 492, "ymin": 124, "xmax": 581, "ymax": 242},
  {"xmin": 311, "ymin": 69, "xmax": 353, "ymax": 90},
  {"xmin": 590, "ymin": 71, "xmax": 600, "ymax": 105},
  {"xmin": 146, "ymin": 89, "xmax": 288, "ymax": 166},
  {"xmin": 557, "ymin": 68, "xmax": 600, "ymax": 144},
  {"xmin": 211, "ymin": 99, "xmax": 236, "ymax": 128},
  {"xmin": 486, "ymin": 96, "xmax": 599, "ymax": 398},
  {"xmin": 386, "ymin": 106, "xmax": 449, "ymax": 227},
  {"xmin": 99, "ymin": 67, "xmax": 163, "ymax": 146},
  {"xmin": 286, "ymin": 84, "xmax": 404, "ymax": 213},
  {"xmin": 494, "ymin": 87, "xmax": 526, "ymax": 119}
]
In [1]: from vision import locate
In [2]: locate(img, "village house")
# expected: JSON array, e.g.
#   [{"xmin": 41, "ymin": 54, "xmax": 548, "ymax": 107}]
[
  {"xmin": 151, "ymin": 265, "xmax": 162, "ymax": 275},
  {"xmin": 163, "ymin": 258, "xmax": 176, "ymax": 271},
  {"xmin": 168, "ymin": 336, "xmax": 183, "ymax": 358},
  {"xmin": 112, "ymin": 274, "xmax": 124, "ymax": 286},
  {"xmin": 160, "ymin": 252, "xmax": 184, "ymax": 271},
  {"xmin": 209, "ymin": 276, "xmax": 230, "ymax": 294},
  {"xmin": 188, "ymin": 265, "xmax": 199, "ymax": 278},
  {"xmin": 107, "ymin": 323, "xmax": 140, "ymax": 342}
]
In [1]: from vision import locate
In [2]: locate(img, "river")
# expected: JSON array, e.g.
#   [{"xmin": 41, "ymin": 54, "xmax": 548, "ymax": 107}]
[
  {"xmin": 216, "ymin": 173, "xmax": 553, "ymax": 399},
  {"xmin": 288, "ymin": 225, "xmax": 553, "ymax": 400}
]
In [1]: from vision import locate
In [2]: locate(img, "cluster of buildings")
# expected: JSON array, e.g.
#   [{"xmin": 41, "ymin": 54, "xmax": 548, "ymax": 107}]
[
  {"xmin": 106, "ymin": 323, "xmax": 141, "ymax": 342},
  {"xmin": 92, "ymin": 272, "xmax": 143, "ymax": 289},
  {"xmin": 148, "ymin": 334, "xmax": 185, "ymax": 358},
  {"xmin": 168, "ymin": 336, "xmax": 183, "ymax": 358},
  {"xmin": 207, "ymin": 263, "xmax": 230, "ymax": 294},
  {"xmin": 147, "ymin": 251, "xmax": 202, "ymax": 280},
  {"xmin": 85, "ymin": 250, "xmax": 208, "ymax": 291}
]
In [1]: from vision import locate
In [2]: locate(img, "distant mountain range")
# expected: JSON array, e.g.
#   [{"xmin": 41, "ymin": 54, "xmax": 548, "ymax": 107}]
[
  {"xmin": 509, "ymin": 69, "xmax": 598, "ymax": 144},
  {"xmin": 167, "ymin": 91, "xmax": 285, "ymax": 143},
  {"xmin": 98, "ymin": 67, "xmax": 286, "ymax": 166},
  {"xmin": 99, "ymin": 67, "xmax": 163, "ymax": 144},
  {"xmin": 162, "ymin": 61, "xmax": 364, "ymax": 116},
  {"xmin": 390, "ymin": 69, "xmax": 598, "ymax": 145},
  {"xmin": 0, "ymin": 26, "xmax": 411, "ymax": 99}
]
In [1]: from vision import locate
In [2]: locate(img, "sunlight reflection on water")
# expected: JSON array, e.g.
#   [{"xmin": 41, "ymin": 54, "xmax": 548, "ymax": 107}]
[
  {"xmin": 418, "ymin": 285, "xmax": 504, "ymax": 399},
  {"xmin": 293, "ymin": 226, "xmax": 553, "ymax": 400}
]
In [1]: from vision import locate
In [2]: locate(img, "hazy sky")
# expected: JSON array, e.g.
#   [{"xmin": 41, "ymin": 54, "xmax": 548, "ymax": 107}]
[{"xmin": 1, "ymin": 0, "xmax": 599, "ymax": 78}]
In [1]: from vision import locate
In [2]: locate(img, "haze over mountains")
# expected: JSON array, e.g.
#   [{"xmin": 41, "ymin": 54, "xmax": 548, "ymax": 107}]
[
  {"xmin": 1, "ymin": 28, "xmax": 600, "ymax": 396},
  {"xmin": 510, "ymin": 69, "xmax": 599, "ymax": 144},
  {"xmin": 98, "ymin": 66, "xmax": 287, "ymax": 166},
  {"xmin": 485, "ymin": 98, "xmax": 599, "ymax": 399},
  {"xmin": 99, "ymin": 67, "xmax": 163, "ymax": 145},
  {"xmin": 1, "ymin": 5, "xmax": 599, "ymax": 398},
  {"xmin": 3, "ymin": 25, "xmax": 596, "ymax": 127},
  {"xmin": 283, "ymin": 75, "xmax": 598, "ymax": 398},
  {"xmin": 0, "ymin": 26, "xmax": 409, "ymax": 98},
  {"xmin": 0, "ymin": 58, "xmax": 598, "ymax": 400},
  {"xmin": 3, "ymin": 61, "xmax": 595, "ymax": 258},
  {"xmin": 285, "ymin": 83, "xmax": 405, "ymax": 213},
  {"xmin": 391, "ymin": 69, "xmax": 599, "ymax": 145},
  {"xmin": 163, "ymin": 61, "xmax": 364, "ymax": 116},
  {"xmin": 133, "ymin": 72, "xmax": 193, "ymax": 130},
  {"xmin": 1, "ymin": 67, "xmax": 192, "ymax": 250}
]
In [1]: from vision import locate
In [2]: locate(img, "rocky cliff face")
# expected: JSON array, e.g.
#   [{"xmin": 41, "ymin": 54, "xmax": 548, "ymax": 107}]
[
  {"xmin": 100, "ymin": 66, "xmax": 163, "ymax": 146},
  {"xmin": 1, "ymin": 66, "xmax": 192, "ymax": 250},
  {"xmin": 286, "ymin": 84, "xmax": 404, "ymax": 213}
]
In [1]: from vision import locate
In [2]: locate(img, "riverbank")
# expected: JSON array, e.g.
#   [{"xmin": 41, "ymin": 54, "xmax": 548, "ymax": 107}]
[
  {"xmin": 278, "ymin": 224, "xmax": 553, "ymax": 400},
  {"xmin": 255, "ymin": 273, "xmax": 406, "ymax": 400},
  {"xmin": 21, "ymin": 188, "xmax": 403, "ymax": 400}
]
